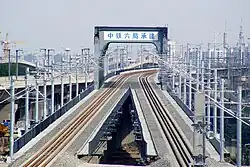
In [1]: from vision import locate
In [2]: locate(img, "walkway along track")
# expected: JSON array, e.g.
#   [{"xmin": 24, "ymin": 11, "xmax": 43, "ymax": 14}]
[
  {"xmin": 21, "ymin": 70, "xmax": 154, "ymax": 167},
  {"xmin": 139, "ymin": 73, "xmax": 193, "ymax": 167}
]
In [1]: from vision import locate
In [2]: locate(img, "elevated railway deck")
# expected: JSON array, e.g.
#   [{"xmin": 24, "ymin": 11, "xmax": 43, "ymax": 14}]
[{"xmin": 8, "ymin": 69, "xmax": 233, "ymax": 167}]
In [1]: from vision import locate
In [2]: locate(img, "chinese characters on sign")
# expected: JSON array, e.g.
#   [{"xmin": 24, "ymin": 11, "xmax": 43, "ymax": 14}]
[{"xmin": 104, "ymin": 31, "xmax": 158, "ymax": 41}]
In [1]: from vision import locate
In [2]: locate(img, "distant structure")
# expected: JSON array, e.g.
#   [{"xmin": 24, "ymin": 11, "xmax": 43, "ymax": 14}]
[
  {"xmin": 168, "ymin": 40, "xmax": 176, "ymax": 63},
  {"xmin": 0, "ymin": 32, "xmax": 24, "ymax": 60}
]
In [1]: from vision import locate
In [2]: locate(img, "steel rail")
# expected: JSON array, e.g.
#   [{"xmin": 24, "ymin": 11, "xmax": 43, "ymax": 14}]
[
  {"xmin": 22, "ymin": 75, "xmax": 127, "ymax": 167},
  {"xmin": 139, "ymin": 73, "xmax": 193, "ymax": 167},
  {"xmin": 21, "ymin": 70, "xmax": 151, "ymax": 167}
]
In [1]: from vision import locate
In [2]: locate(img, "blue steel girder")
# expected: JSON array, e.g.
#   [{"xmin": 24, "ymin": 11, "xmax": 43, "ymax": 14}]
[{"xmin": 94, "ymin": 26, "xmax": 168, "ymax": 89}]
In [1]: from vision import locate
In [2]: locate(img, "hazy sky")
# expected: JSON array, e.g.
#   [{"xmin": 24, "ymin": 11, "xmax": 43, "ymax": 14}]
[{"xmin": 0, "ymin": 0, "xmax": 249, "ymax": 53}]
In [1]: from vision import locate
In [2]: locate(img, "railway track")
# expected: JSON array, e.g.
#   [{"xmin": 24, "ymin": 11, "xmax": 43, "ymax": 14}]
[
  {"xmin": 139, "ymin": 73, "xmax": 193, "ymax": 167},
  {"xmin": 21, "ymin": 70, "xmax": 153, "ymax": 167}
]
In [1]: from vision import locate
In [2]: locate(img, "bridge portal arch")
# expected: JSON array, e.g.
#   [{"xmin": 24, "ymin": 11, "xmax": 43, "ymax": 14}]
[{"xmin": 94, "ymin": 26, "xmax": 168, "ymax": 89}]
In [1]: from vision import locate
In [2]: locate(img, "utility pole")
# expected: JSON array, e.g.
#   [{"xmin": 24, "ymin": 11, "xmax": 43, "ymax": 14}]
[
  {"xmin": 120, "ymin": 48, "xmax": 125, "ymax": 71},
  {"xmin": 187, "ymin": 43, "xmax": 190, "ymax": 63},
  {"xmin": 183, "ymin": 77, "xmax": 187, "ymax": 105},
  {"xmin": 223, "ymin": 22, "xmax": 230, "ymax": 85},
  {"xmin": 48, "ymin": 49, "xmax": 55, "ymax": 114},
  {"xmin": 65, "ymin": 48, "xmax": 71, "ymax": 100},
  {"xmin": 85, "ymin": 51, "xmax": 88, "ymax": 90},
  {"xmin": 40, "ymin": 49, "xmax": 47, "ymax": 119},
  {"xmin": 220, "ymin": 79, "xmax": 225, "ymax": 162},
  {"xmin": 247, "ymin": 38, "xmax": 250, "ymax": 59},
  {"xmin": 179, "ymin": 73, "xmax": 181, "ymax": 99},
  {"xmin": 207, "ymin": 43, "xmax": 211, "ymax": 130},
  {"xmin": 140, "ymin": 45, "xmax": 143, "ymax": 69},
  {"xmin": 125, "ymin": 45, "xmax": 128, "ymax": 68},
  {"xmin": 76, "ymin": 62, "xmax": 79, "ymax": 96},
  {"xmin": 67, "ymin": 49, "xmax": 72, "ymax": 101},
  {"xmin": 116, "ymin": 46, "xmax": 119, "ymax": 73},
  {"xmin": 237, "ymin": 85, "xmax": 242, "ymax": 167},
  {"xmin": 51, "ymin": 60, "xmax": 55, "ymax": 114},
  {"xmin": 15, "ymin": 49, "xmax": 23, "ymax": 80},
  {"xmin": 183, "ymin": 54, "xmax": 187, "ymax": 105},
  {"xmin": 172, "ymin": 73, "xmax": 175, "ymax": 93},
  {"xmin": 25, "ymin": 67, "xmax": 30, "ymax": 132},
  {"xmin": 35, "ymin": 62, "xmax": 39, "ymax": 123},
  {"xmin": 213, "ymin": 32, "xmax": 216, "ymax": 67},
  {"xmin": 75, "ymin": 55, "xmax": 79, "ymax": 97},
  {"xmin": 189, "ymin": 60, "xmax": 192, "ymax": 110},
  {"xmin": 213, "ymin": 69, "xmax": 218, "ymax": 135},
  {"xmin": 82, "ymin": 48, "xmax": 89, "ymax": 90},
  {"xmin": 201, "ymin": 60, "xmax": 204, "ymax": 91},
  {"xmin": 43, "ymin": 64, "xmax": 47, "ymax": 119},
  {"xmin": 87, "ymin": 49, "xmax": 90, "ymax": 72},
  {"xmin": 196, "ymin": 48, "xmax": 199, "ymax": 91},
  {"xmin": 84, "ymin": 53, "xmax": 88, "ymax": 90},
  {"xmin": 7, "ymin": 49, "xmax": 11, "ymax": 80},
  {"xmin": 220, "ymin": 22, "xmax": 227, "ymax": 162},
  {"xmin": 239, "ymin": 22, "xmax": 244, "ymax": 66},
  {"xmin": 69, "ymin": 53, "xmax": 72, "ymax": 100},
  {"xmin": 81, "ymin": 49, "xmax": 84, "ymax": 90},
  {"xmin": 61, "ymin": 55, "xmax": 64, "ymax": 108},
  {"xmin": 9, "ymin": 75, "xmax": 15, "ymax": 160}
]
